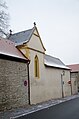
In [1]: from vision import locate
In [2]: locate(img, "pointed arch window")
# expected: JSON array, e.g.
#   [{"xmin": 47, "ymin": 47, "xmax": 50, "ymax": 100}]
[{"xmin": 34, "ymin": 55, "xmax": 39, "ymax": 78}]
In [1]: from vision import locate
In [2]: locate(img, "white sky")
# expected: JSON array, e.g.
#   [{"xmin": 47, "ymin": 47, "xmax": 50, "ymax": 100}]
[{"xmin": 6, "ymin": 0, "xmax": 79, "ymax": 65}]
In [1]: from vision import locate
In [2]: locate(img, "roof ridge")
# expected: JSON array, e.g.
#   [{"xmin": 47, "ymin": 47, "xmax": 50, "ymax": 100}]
[
  {"xmin": 11, "ymin": 27, "xmax": 34, "ymax": 36},
  {"xmin": 67, "ymin": 64, "xmax": 79, "ymax": 66},
  {"xmin": 0, "ymin": 37, "xmax": 15, "ymax": 44},
  {"xmin": 45, "ymin": 54, "xmax": 59, "ymax": 60}
]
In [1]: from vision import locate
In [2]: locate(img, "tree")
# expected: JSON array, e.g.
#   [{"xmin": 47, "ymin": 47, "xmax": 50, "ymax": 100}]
[{"xmin": 0, "ymin": 0, "xmax": 9, "ymax": 37}]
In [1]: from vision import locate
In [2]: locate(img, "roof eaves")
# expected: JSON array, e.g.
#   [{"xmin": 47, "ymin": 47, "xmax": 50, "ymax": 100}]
[
  {"xmin": 0, "ymin": 53, "xmax": 28, "ymax": 63},
  {"xmin": 44, "ymin": 63, "xmax": 70, "ymax": 70}
]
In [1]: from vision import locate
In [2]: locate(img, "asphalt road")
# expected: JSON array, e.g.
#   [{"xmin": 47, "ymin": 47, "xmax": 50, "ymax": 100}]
[{"xmin": 16, "ymin": 97, "xmax": 79, "ymax": 119}]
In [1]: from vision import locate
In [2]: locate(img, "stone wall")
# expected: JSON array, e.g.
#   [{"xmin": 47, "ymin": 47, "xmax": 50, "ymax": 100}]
[
  {"xmin": 71, "ymin": 73, "xmax": 78, "ymax": 94},
  {"xmin": 0, "ymin": 58, "xmax": 29, "ymax": 111}
]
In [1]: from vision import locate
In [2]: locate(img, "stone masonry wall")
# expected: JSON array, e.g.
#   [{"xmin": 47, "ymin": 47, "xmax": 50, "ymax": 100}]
[{"xmin": 0, "ymin": 58, "xmax": 29, "ymax": 111}]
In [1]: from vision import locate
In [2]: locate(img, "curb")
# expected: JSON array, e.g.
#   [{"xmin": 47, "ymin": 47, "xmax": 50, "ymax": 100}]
[{"xmin": 11, "ymin": 94, "xmax": 79, "ymax": 119}]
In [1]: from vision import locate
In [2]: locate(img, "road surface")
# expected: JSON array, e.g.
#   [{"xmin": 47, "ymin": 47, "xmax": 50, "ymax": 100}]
[{"xmin": 15, "ymin": 97, "xmax": 79, "ymax": 119}]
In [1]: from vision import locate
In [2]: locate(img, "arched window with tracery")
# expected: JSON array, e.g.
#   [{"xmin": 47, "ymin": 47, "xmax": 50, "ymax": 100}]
[{"xmin": 34, "ymin": 55, "xmax": 39, "ymax": 78}]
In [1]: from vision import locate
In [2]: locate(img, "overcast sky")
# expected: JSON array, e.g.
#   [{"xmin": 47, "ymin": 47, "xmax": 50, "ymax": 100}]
[{"xmin": 6, "ymin": 0, "xmax": 79, "ymax": 65}]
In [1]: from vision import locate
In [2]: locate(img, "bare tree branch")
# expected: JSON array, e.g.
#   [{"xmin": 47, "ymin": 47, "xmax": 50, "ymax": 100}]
[{"xmin": 0, "ymin": 0, "xmax": 9, "ymax": 37}]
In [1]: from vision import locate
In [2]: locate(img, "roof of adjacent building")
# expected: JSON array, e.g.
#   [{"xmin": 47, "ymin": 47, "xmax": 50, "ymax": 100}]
[
  {"xmin": 67, "ymin": 64, "xmax": 79, "ymax": 72},
  {"xmin": 0, "ymin": 37, "xmax": 28, "ymax": 61},
  {"xmin": 8, "ymin": 27, "xmax": 35, "ymax": 46},
  {"xmin": 44, "ymin": 54, "xmax": 70, "ymax": 70}
]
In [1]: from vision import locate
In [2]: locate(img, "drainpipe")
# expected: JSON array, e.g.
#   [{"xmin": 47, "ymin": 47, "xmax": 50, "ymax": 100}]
[
  {"xmin": 61, "ymin": 71, "xmax": 65, "ymax": 98},
  {"xmin": 27, "ymin": 61, "xmax": 30, "ymax": 105},
  {"xmin": 70, "ymin": 72, "xmax": 72, "ymax": 95},
  {"xmin": 61, "ymin": 74, "xmax": 64, "ymax": 98}
]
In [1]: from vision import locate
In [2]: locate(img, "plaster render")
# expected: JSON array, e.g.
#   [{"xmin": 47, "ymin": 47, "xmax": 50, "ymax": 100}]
[{"xmin": 27, "ymin": 30, "xmax": 45, "ymax": 53}]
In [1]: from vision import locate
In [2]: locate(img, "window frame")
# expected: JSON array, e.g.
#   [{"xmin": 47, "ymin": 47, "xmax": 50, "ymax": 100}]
[{"xmin": 34, "ymin": 55, "xmax": 39, "ymax": 78}]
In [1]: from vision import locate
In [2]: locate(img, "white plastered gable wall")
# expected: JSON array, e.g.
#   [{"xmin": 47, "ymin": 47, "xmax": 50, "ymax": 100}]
[
  {"xmin": 27, "ymin": 29, "xmax": 45, "ymax": 53},
  {"xmin": 27, "ymin": 29, "xmax": 46, "ymax": 104}
]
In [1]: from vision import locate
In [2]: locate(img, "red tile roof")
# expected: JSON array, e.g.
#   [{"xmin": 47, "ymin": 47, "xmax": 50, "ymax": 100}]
[
  {"xmin": 0, "ymin": 37, "xmax": 28, "ymax": 61},
  {"xmin": 67, "ymin": 64, "xmax": 79, "ymax": 72}
]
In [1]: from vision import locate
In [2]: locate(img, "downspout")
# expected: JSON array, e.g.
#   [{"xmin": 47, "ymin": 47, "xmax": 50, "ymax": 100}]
[
  {"xmin": 70, "ymin": 71, "xmax": 72, "ymax": 95},
  {"xmin": 61, "ymin": 74, "xmax": 64, "ymax": 98},
  {"xmin": 61, "ymin": 70, "xmax": 65, "ymax": 98},
  {"xmin": 27, "ymin": 61, "xmax": 30, "ymax": 105}
]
